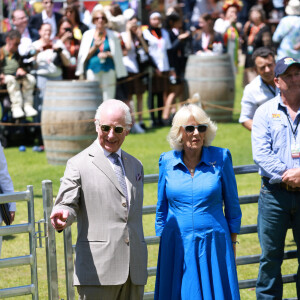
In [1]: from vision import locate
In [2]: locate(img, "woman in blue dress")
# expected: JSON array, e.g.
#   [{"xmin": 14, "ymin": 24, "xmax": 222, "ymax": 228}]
[{"xmin": 155, "ymin": 104, "xmax": 242, "ymax": 300}]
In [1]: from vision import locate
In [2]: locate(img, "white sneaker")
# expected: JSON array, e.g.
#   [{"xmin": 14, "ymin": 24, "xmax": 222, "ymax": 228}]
[
  {"xmin": 24, "ymin": 105, "xmax": 38, "ymax": 117},
  {"xmin": 131, "ymin": 123, "xmax": 145, "ymax": 134},
  {"xmin": 12, "ymin": 106, "xmax": 25, "ymax": 119}
]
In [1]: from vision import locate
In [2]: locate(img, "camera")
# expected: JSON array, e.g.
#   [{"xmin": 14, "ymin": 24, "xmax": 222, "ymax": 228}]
[
  {"xmin": 169, "ymin": 75, "xmax": 177, "ymax": 85},
  {"xmin": 65, "ymin": 28, "xmax": 72, "ymax": 32},
  {"xmin": 54, "ymin": 47, "xmax": 63, "ymax": 53}
]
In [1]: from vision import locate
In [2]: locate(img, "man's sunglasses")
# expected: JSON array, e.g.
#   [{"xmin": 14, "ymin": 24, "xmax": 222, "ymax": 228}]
[
  {"xmin": 100, "ymin": 125, "xmax": 125, "ymax": 134},
  {"xmin": 182, "ymin": 124, "xmax": 208, "ymax": 133}
]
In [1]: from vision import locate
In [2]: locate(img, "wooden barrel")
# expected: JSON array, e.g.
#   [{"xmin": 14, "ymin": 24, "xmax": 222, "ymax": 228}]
[
  {"xmin": 185, "ymin": 54, "xmax": 235, "ymax": 122},
  {"xmin": 41, "ymin": 80, "xmax": 102, "ymax": 165}
]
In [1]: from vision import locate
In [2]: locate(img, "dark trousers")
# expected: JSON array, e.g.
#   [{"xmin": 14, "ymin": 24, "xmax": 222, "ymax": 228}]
[{"xmin": 256, "ymin": 177, "xmax": 300, "ymax": 299}]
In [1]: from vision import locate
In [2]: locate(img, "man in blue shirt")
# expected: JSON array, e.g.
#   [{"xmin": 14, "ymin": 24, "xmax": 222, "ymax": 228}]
[
  {"xmin": 252, "ymin": 56, "xmax": 300, "ymax": 299},
  {"xmin": 239, "ymin": 47, "xmax": 278, "ymax": 131}
]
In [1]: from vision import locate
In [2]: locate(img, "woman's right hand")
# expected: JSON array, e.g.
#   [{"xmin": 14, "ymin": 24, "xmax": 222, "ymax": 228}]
[
  {"xmin": 61, "ymin": 31, "xmax": 73, "ymax": 43},
  {"xmin": 95, "ymin": 38, "xmax": 102, "ymax": 48}
]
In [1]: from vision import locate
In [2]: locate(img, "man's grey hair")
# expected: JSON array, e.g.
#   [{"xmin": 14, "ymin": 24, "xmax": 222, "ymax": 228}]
[{"xmin": 94, "ymin": 99, "xmax": 132, "ymax": 130}]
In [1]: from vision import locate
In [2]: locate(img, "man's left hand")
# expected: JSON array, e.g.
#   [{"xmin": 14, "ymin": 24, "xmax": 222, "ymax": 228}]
[{"xmin": 282, "ymin": 168, "xmax": 300, "ymax": 187}]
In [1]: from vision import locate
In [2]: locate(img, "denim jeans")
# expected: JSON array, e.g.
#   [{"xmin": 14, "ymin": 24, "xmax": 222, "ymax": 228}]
[{"xmin": 256, "ymin": 177, "xmax": 300, "ymax": 299}]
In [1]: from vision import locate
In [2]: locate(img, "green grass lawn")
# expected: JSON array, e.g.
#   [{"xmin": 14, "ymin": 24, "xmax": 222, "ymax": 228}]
[{"xmin": 0, "ymin": 68, "xmax": 297, "ymax": 299}]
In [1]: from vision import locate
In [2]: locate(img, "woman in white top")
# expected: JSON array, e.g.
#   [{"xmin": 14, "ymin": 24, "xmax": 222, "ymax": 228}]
[
  {"xmin": 143, "ymin": 12, "xmax": 171, "ymax": 127},
  {"xmin": 75, "ymin": 8, "xmax": 127, "ymax": 101},
  {"xmin": 121, "ymin": 16, "xmax": 149, "ymax": 132}
]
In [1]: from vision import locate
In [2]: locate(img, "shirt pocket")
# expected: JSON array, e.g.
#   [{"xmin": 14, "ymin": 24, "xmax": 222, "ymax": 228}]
[{"xmin": 271, "ymin": 122, "xmax": 287, "ymax": 152}]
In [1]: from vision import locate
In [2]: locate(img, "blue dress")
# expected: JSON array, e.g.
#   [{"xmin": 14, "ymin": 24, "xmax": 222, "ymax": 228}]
[{"xmin": 155, "ymin": 146, "xmax": 242, "ymax": 300}]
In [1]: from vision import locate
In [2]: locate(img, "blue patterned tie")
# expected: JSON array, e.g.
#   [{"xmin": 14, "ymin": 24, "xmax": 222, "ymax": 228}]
[{"xmin": 110, "ymin": 153, "xmax": 129, "ymax": 208}]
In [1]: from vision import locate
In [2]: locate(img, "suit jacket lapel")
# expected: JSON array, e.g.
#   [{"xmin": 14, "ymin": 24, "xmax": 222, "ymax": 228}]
[
  {"xmin": 90, "ymin": 142, "xmax": 124, "ymax": 196},
  {"xmin": 122, "ymin": 150, "xmax": 134, "ymax": 207}
]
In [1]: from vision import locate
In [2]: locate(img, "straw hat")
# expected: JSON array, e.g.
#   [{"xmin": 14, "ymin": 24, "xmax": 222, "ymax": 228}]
[{"xmin": 285, "ymin": 0, "xmax": 300, "ymax": 15}]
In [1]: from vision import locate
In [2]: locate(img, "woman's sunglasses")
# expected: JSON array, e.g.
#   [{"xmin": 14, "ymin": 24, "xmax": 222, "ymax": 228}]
[
  {"xmin": 182, "ymin": 124, "xmax": 208, "ymax": 133},
  {"xmin": 93, "ymin": 16, "xmax": 106, "ymax": 22},
  {"xmin": 100, "ymin": 125, "xmax": 125, "ymax": 134}
]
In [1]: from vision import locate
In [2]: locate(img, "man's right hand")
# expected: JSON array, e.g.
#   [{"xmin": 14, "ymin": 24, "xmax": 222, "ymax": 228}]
[
  {"xmin": 50, "ymin": 209, "xmax": 69, "ymax": 231},
  {"xmin": 282, "ymin": 168, "xmax": 300, "ymax": 187}
]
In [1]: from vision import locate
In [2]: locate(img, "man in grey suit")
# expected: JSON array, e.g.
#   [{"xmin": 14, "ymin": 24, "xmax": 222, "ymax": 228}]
[{"xmin": 50, "ymin": 99, "xmax": 148, "ymax": 300}]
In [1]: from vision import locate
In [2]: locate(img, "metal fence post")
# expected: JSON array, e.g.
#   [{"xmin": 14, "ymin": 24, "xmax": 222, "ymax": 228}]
[
  {"xmin": 27, "ymin": 185, "xmax": 39, "ymax": 300},
  {"xmin": 42, "ymin": 180, "xmax": 59, "ymax": 300},
  {"xmin": 64, "ymin": 227, "xmax": 75, "ymax": 300}
]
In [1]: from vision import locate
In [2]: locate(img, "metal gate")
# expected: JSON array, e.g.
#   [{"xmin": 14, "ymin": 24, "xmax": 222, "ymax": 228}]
[
  {"xmin": 41, "ymin": 164, "xmax": 298, "ymax": 300},
  {"xmin": 0, "ymin": 186, "xmax": 38, "ymax": 299},
  {"xmin": 1, "ymin": 165, "xmax": 297, "ymax": 299}
]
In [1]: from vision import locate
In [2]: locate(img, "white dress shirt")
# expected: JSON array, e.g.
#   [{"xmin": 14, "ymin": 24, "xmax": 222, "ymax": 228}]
[
  {"xmin": 42, "ymin": 10, "xmax": 57, "ymax": 39},
  {"xmin": 96, "ymin": 139, "xmax": 130, "ymax": 206}
]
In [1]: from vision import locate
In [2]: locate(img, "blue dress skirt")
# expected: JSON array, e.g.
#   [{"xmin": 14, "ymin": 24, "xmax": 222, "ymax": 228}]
[{"xmin": 155, "ymin": 147, "xmax": 242, "ymax": 300}]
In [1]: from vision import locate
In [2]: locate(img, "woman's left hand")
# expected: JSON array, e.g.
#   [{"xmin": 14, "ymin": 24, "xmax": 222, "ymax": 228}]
[
  {"xmin": 97, "ymin": 51, "xmax": 111, "ymax": 59},
  {"xmin": 231, "ymin": 232, "xmax": 238, "ymax": 260},
  {"xmin": 232, "ymin": 243, "xmax": 236, "ymax": 259}
]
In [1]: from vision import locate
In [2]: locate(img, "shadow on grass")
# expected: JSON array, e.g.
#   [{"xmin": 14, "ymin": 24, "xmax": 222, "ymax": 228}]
[{"xmin": 3, "ymin": 235, "xmax": 16, "ymax": 241}]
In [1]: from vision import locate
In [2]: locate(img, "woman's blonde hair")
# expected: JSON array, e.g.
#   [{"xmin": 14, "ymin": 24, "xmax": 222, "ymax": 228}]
[
  {"xmin": 168, "ymin": 104, "xmax": 217, "ymax": 150},
  {"xmin": 91, "ymin": 8, "xmax": 108, "ymax": 24}
]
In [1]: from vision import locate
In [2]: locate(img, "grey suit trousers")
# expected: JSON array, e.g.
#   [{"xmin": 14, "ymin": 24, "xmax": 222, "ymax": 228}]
[{"xmin": 77, "ymin": 275, "xmax": 144, "ymax": 300}]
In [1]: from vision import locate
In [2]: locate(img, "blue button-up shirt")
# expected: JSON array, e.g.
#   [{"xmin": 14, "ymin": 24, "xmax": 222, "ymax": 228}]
[
  {"xmin": 239, "ymin": 75, "xmax": 279, "ymax": 124},
  {"xmin": 252, "ymin": 95, "xmax": 300, "ymax": 183}
]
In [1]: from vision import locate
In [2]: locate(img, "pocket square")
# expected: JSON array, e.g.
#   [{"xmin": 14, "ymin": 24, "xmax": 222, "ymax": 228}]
[{"xmin": 136, "ymin": 173, "xmax": 142, "ymax": 181}]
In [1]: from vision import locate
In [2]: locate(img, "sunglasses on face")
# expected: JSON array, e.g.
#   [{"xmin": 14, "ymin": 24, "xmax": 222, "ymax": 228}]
[
  {"xmin": 182, "ymin": 124, "xmax": 208, "ymax": 133},
  {"xmin": 93, "ymin": 16, "xmax": 106, "ymax": 22},
  {"xmin": 100, "ymin": 125, "xmax": 125, "ymax": 134}
]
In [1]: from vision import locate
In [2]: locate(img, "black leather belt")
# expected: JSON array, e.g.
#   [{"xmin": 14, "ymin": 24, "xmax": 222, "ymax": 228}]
[
  {"xmin": 262, "ymin": 176, "xmax": 300, "ymax": 192},
  {"xmin": 280, "ymin": 182, "xmax": 300, "ymax": 192}
]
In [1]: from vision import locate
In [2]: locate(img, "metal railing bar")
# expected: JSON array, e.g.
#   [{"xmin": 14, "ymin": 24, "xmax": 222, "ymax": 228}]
[
  {"xmin": 239, "ymin": 194, "xmax": 259, "ymax": 205},
  {"xmin": 142, "ymin": 195, "xmax": 259, "ymax": 215},
  {"xmin": 142, "ymin": 206, "xmax": 156, "ymax": 215},
  {"xmin": 145, "ymin": 236, "xmax": 159, "ymax": 245},
  {"xmin": 0, "ymin": 191, "xmax": 30, "ymax": 203},
  {"xmin": 0, "ymin": 284, "xmax": 34, "ymax": 298},
  {"xmin": 144, "ymin": 174, "xmax": 159, "ymax": 184},
  {"xmin": 238, "ymin": 274, "xmax": 297, "ymax": 289},
  {"xmin": 233, "ymin": 165, "xmax": 259, "ymax": 175},
  {"xmin": 147, "ymin": 267, "xmax": 156, "ymax": 277},
  {"xmin": 0, "ymin": 223, "xmax": 32, "ymax": 236},
  {"xmin": 240, "ymin": 225, "xmax": 257, "ymax": 234},
  {"xmin": 0, "ymin": 255, "xmax": 33, "ymax": 268},
  {"xmin": 144, "ymin": 224, "xmax": 259, "ymax": 247},
  {"xmin": 143, "ymin": 292, "xmax": 154, "ymax": 300}
]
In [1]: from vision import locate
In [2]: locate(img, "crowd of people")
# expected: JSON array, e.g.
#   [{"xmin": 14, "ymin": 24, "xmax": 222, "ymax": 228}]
[{"xmin": 0, "ymin": 0, "xmax": 299, "ymax": 134}]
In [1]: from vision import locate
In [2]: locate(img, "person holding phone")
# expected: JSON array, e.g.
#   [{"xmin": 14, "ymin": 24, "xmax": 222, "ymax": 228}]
[
  {"xmin": 32, "ymin": 23, "xmax": 71, "ymax": 120},
  {"xmin": 56, "ymin": 16, "xmax": 80, "ymax": 79}
]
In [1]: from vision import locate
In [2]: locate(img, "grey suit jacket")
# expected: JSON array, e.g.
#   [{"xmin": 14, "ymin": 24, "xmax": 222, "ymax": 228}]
[{"xmin": 53, "ymin": 141, "xmax": 148, "ymax": 286}]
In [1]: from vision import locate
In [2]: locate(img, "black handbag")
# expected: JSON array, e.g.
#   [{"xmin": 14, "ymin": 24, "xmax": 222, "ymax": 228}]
[
  {"xmin": 0, "ymin": 203, "xmax": 11, "ymax": 225},
  {"xmin": 0, "ymin": 187, "xmax": 11, "ymax": 226}
]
